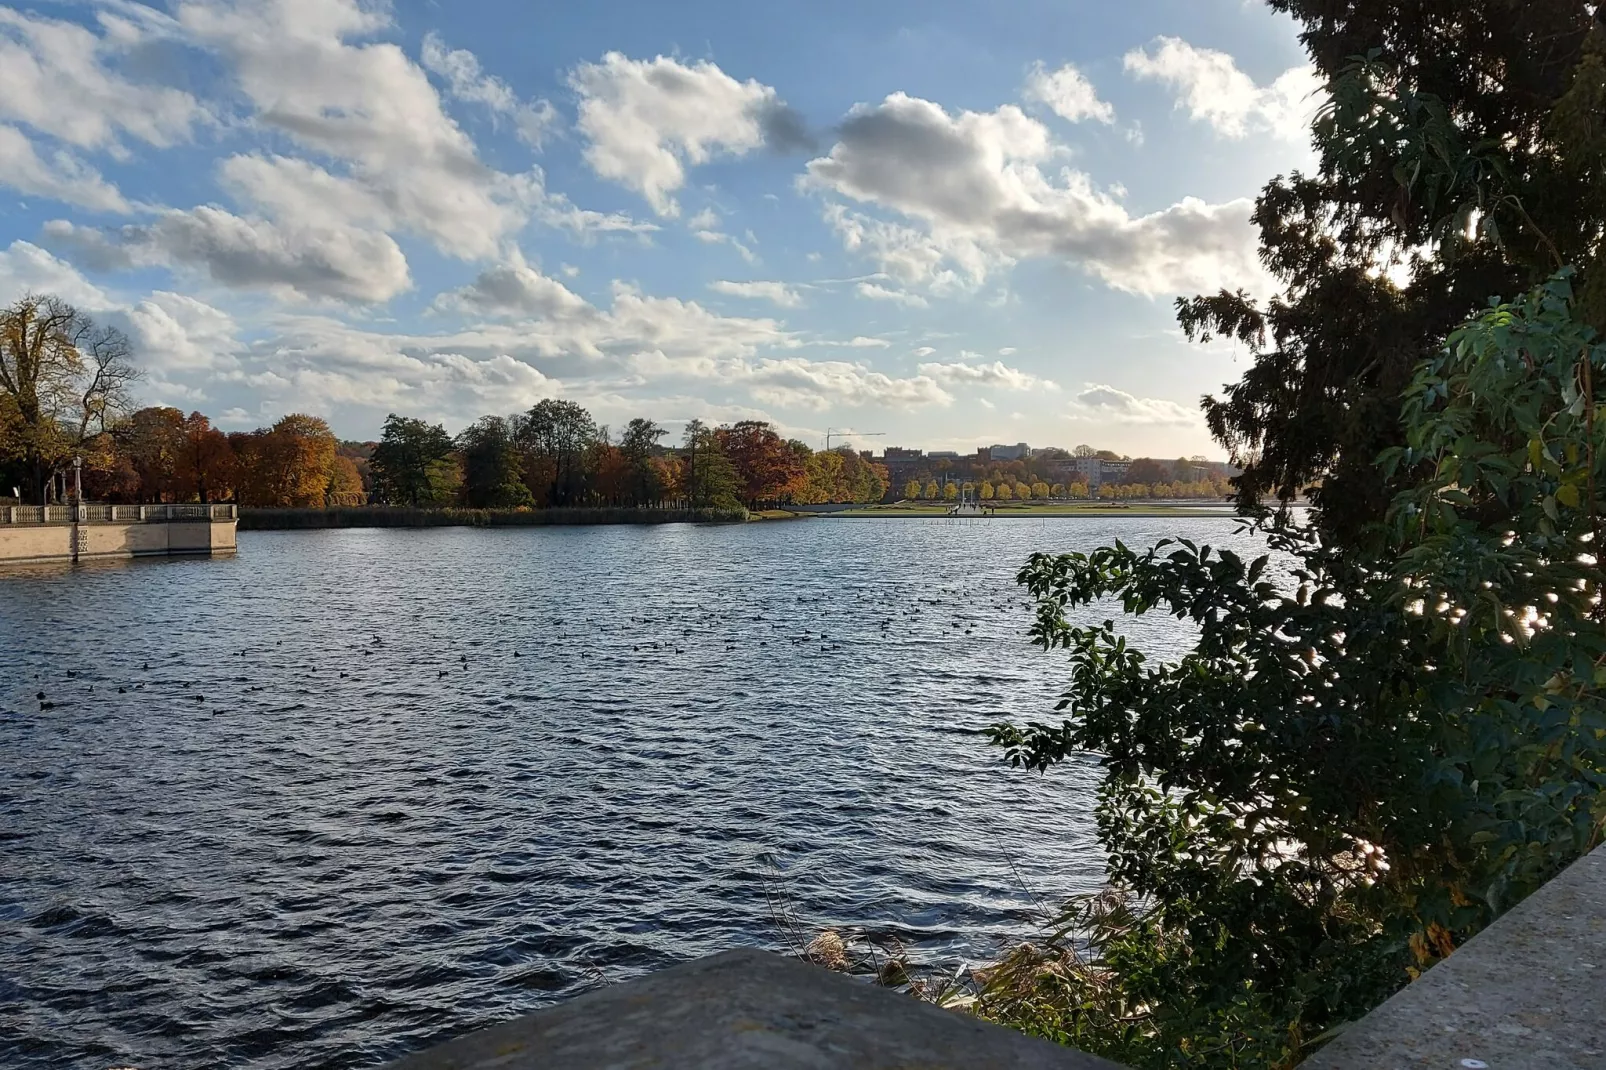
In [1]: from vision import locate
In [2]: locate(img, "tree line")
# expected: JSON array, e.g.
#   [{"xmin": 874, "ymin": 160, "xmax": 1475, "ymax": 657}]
[
  {"xmin": 900, "ymin": 471, "xmax": 1234, "ymax": 503},
  {"xmin": 362, "ymin": 405, "xmax": 890, "ymax": 511},
  {"xmin": 896, "ymin": 450, "xmax": 1235, "ymax": 503},
  {"xmin": 0, "ymin": 323, "xmax": 891, "ymax": 512}
]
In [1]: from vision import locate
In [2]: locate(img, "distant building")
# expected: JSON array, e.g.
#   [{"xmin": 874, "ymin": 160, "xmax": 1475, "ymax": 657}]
[
  {"xmin": 926, "ymin": 451, "xmax": 960, "ymax": 460},
  {"xmin": 1066, "ymin": 456, "xmax": 1131, "ymax": 489},
  {"xmin": 1067, "ymin": 456, "xmax": 1101, "ymax": 487},
  {"xmin": 988, "ymin": 443, "xmax": 1030, "ymax": 461},
  {"xmin": 883, "ymin": 447, "xmax": 924, "ymax": 460}
]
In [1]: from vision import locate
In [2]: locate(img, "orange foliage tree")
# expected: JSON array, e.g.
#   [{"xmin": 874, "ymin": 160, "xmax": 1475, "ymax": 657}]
[
  {"xmin": 715, "ymin": 420, "xmax": 808, "ymax": 507},
  {"xmin": 176, "ymin": 411, "xmax": 236, "ymax": 502},
  {"xmin": 231, "ymin": 414, "xmax": 342, "ymax": 507}
]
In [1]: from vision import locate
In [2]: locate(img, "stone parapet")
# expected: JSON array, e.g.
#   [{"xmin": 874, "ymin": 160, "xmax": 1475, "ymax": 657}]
[{"xmin": 384, "ymin": 948, "xmax": 1123, "ymax": 1070}]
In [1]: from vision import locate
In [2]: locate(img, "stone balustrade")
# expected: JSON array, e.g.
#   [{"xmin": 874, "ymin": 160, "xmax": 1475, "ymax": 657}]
[
  {"xmin": 0, "ymin": 502, "xmax": 238, "ymax": 524},
  {"xmin": 0, "ymin": 502, "xmax": 237, "ymax": 565}
]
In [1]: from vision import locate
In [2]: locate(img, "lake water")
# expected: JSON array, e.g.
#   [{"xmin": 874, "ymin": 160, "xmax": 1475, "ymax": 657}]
[{"xmin": 0, "ymin": 517, "xmax": 1259, "ymax": 1069}]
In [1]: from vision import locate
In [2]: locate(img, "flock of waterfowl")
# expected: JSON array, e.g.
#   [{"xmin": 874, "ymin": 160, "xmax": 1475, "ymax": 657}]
[{"xmin": 17, "ymin": 583, "xmax": 1032, "ymax": 719}]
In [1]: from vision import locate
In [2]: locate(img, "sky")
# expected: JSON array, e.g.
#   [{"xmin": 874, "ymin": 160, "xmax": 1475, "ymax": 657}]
[{"xmin": 0, "ymin": 0, "xmax": 1320, "ymax": 456}]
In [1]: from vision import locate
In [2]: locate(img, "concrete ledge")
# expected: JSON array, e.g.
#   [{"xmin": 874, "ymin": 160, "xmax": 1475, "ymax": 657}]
[
  {"xmin": 1305, "ymin": 845, "xmax": 1606, "ymax": 1069},
  {"xmin": 383, "ymin": 949, "xmax": 1123, "ymax": 1070},
  {"xmin": 0, "ymin": 517, "xmax": 236, "ymax": 566}
]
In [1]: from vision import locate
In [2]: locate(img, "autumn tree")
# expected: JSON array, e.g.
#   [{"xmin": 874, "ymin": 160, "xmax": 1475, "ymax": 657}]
[
  {"xmin": 457, "ymin": 416, "xmax": 535, "ymax": 508},
  {"xmin": 649, "ymin": 454, "xmax": 684, "ymax": 503},
  {"xmin": 326, "ymin": 455, "xmax": 366, "ymax": 506},
  {"xmin": 177, "ymin": 411, "xmax": 236, "ymax": 503},
  {"xmin": 591, "ymin": 442, "xmax": 631, "ymax": 505},
  {"xmin": 717, "ymin": 420, "xmax": 808, "ymax": 507},
  {"xmin": 904, "ymin": 479, "xmax": 921, "ymax": 501},
  {"xmin": 370, "ymin": 414, "xmax": 454, "ymax": 506},
  {"xmin": 117, "ymin": 407, "xmax": 187, "ymax": 501},
  {"xmin": 515, "ymin": 399, "xmax": 596, "ymax": 506},
  {"xmin": 336, "ymin": 441, "xmax": 375, "ymax": 497},
  {"xmin": 681, "ymin": 419, "xmax": 740, "ymax": 509},
  {"xmin": 231, "ymin": 414, "xmax": 340, "ymax": 507},
  {"xmin": 619, "ymin": 417, "xmax": 667, "ymax": 506},
  {"xmin": 0, "ymin": 294, "xmax": 139, "ymax": 502}
]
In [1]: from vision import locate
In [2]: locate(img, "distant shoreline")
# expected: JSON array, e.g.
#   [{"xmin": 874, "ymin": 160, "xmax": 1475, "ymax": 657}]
[
  {"xmin": 236, "ymin": 502, "xmax": 1272, "ymax": 531},
  {"xmin": 786, "ymin": 503, "xmax": 1253, "ymax": 520},
  {"xmin": 238, "ymin": 505, "xmax": 749, "ymax": 530}
]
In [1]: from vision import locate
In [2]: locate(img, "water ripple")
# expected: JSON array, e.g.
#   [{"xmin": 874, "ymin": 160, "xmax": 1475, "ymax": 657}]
[{"xmin": 0, "ymin": 518, "xmax": 1261, "ymax": 1069}]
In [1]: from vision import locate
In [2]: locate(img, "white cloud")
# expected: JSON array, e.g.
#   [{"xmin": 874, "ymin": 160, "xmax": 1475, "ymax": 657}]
[
  {"xmin": 218, "ymin": 154, "xmax": 391, "ymax": 233},
  {"xmin": 227, "ymin": 315, "xmax": 566, "ymax": 418},
  {"xmin": 918, "ymin": 359, "xmax": 1057, "ymax": 392},
  {"xmin": 0, "ymin": 7, "xmax": 207, "ymax": 152},
  {"xmin": 121, "ymin": 291, "xmax": 241, "ymax": 372},
  {"xmin": 206, "ymin": 283, "xmax": 949, "ymax": 425},
  {"xmin": 0, "ymin": 125, "xmax": 129, "ymax": 212},
  {"xmin": 420, "ymin": 32, "xmax": 558, "ymax": 148},
  {"xmin": 1070, "ymin": 383, "xmax": 1199, "ymax": 425},
  {"xmin": 687, "ymin": 207, "xmax": 721, "ymax": 230},
  {"xmin": 173, "ymin": 0, "xmax": 539, "ymax": 259},
  {"xmin": 856, "ymin": 281, "xmax": 928, "ymax": 308},
  {"xmin": 0, "ymin": 240, "xmax": 111, "ymax": 308},
  {"xmin": 744, "ymin": 359, "xmax": 950, "ymax": 410},
  {"xmin": 692, "ymin": 227, "xmax": 757, "ymax": 263},
  {"xmin": 27, "ymin": 0, "xmax": 649, "ymax": 304},
  {"xmin": 55, "ymin": 207, "xmax": 412, "ymax": 304},
  {"xmin": 570, "ymin": 52, "xmax": 805, "ymax": 216},
  {"xmin": 1024, "ymin": 62, "xmax": 1114, "ymax": 124},
  {"xmin": 913, "ymin": 346, "xmax": 936, "ymax": 357},
  {"xmin": 806, "ymin": 93, "xmax": 1264, "ymax": 297},
  {"xmin": 709, "ymin": 280, "xmax": 802, "ymax": 308},
  {"xmin": 435, "ymin": 250, "xmax": 594, "ymax": 320},
  {"xmin": 1124, "ymin": 38, "xmax": 1321, "ymax": 141}
]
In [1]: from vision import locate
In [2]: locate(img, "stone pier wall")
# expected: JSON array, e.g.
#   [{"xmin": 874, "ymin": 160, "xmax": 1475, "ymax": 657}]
[{"xmin": 0, "ymin": 504, "xmax": 238, "ymax": 566}]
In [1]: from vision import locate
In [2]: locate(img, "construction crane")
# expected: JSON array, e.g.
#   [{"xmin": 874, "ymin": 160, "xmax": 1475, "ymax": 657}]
[{"xmin": 825, "ymin": 428, "xmax": 886, "ymax": 451}]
